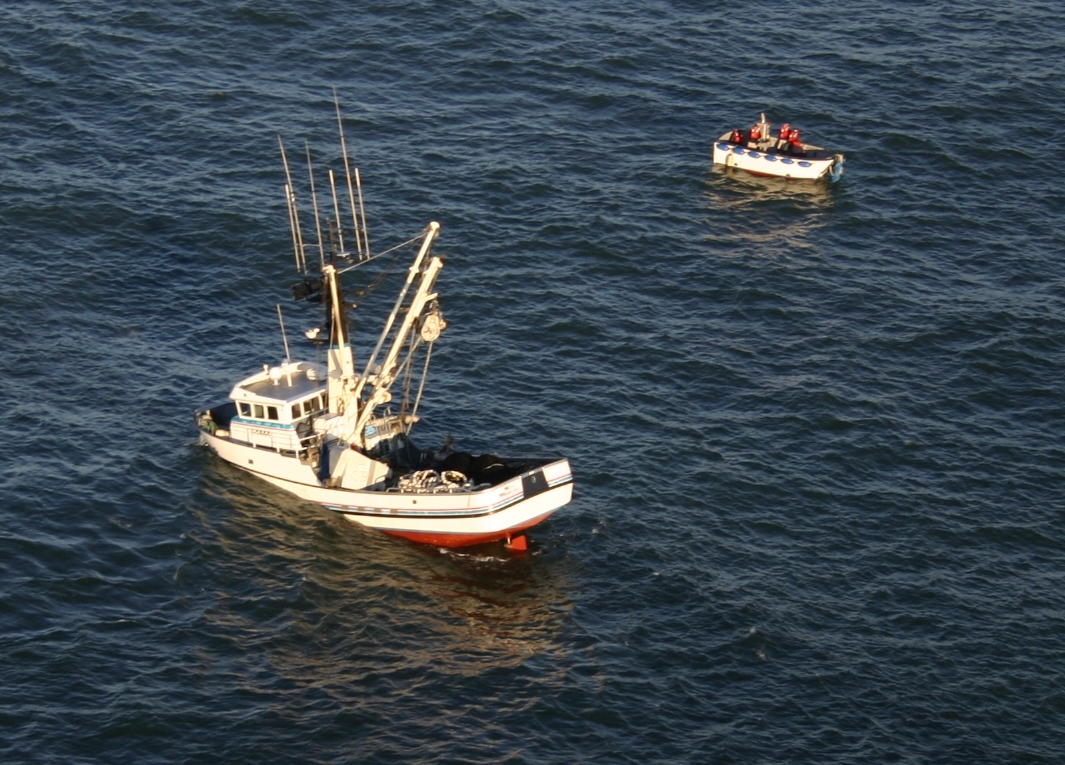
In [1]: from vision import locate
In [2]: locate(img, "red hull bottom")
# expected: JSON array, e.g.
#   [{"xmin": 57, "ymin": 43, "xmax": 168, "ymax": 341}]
[
  {"xmin": 379, "ymin": 510, "xmax": 555, "ymax": 548},
  {"xmin": 740, "ymin": 169, "xmax": 790, "ymax": 179}
]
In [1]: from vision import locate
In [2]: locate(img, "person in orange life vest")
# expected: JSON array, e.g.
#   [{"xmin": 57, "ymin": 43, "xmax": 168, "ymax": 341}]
[
  {"xmin": 777, "ymin": 123, "xmax": 792, "ymax": 151},
  {"xmin": 730, "ymin": 128, "xmax": 744, "ymax": 144},
  {"xmin": 747, "ymin": 123, "xmax": 762, "ymax": 147},
  {"xmin": 788, "ymin": 127, "xmax": 804, "ymax": 156}
]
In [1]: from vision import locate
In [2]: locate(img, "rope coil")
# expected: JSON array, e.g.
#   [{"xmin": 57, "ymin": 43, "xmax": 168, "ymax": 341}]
[{"xmin": 397, "ymin": 469, "xmax": 474, "ymax": 493}]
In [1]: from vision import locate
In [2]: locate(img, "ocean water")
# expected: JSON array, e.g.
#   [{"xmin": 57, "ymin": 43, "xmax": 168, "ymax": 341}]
[{"xmin": 2, "ymin": 1, "xmax": 1064, "ymax": 762}]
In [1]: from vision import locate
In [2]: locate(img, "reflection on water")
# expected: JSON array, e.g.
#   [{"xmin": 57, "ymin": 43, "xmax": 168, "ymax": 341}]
[
  {"xmin": 422, "ymin": 545, "xmax": 573, "ymax": 662},
  {"xmin": 704, "ymin": 164, "xmax": 838, "ymax": 253},
  {"xmin": 708, "ymin": 164, "xmax": 838, "ymax": 206},
  {"xmin": 181, "ymin": 454, "xmax": 572, "ymax": 682}
]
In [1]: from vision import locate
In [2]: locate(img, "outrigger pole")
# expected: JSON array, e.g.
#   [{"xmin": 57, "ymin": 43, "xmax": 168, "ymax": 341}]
[
  {"xmin": 305, "ymin": 143, "xmax": 326, "ymax": 269},
  {"xmin": 280, "ymin": 94, "xmax": 371, "ymax": 272},
  {"xmin": 334, "ymin": 90, "xmax": 369, "ymax": 260},
  {"xmin": 355, "ymin": 165, "xmax": 369, "ymax": 260},
  {"xmin": 328, "ymin": 168, "xmax": 345, "ymax": 255},
  {"xmin": 279, "ymin": 137, "xmax": 306, "ymax": 273}
]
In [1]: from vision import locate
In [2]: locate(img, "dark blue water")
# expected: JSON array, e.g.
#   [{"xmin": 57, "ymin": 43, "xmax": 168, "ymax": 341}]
[{"xmin": 3, "ymin": 1, "xmax": 1064, "ymax": 762}]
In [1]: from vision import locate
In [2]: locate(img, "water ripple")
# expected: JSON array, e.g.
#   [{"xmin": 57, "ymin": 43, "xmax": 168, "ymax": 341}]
[{"xmin": 2, "ymin": 0, "xmax": 1065, "ymax": 762}]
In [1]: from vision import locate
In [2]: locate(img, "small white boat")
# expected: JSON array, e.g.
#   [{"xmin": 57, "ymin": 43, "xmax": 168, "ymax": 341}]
[
  {"xmin": 713, "ymin": 113, "xmax": 844, "ymax": 182},
  {"xmin": 195, "ymin": 101, "xmax": 573, "ymax": 550}
]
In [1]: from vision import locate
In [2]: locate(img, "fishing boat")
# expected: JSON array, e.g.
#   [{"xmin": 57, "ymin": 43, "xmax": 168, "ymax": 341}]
[
  {"xmin": 195, "ymin": 102, "xmax": 573, "ymax": 550},
  {"xmin": 713, "ymin": 113, "xmax": 844, "ymax": 182}
]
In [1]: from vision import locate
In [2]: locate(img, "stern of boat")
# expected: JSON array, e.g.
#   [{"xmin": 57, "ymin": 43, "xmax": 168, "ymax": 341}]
[{"xmin": 324, "ymin": 455, "xmax": 575, "ymax": 548}]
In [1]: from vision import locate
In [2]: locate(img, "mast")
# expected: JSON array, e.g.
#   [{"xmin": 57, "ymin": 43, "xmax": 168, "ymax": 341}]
[{"xmin": 322, "ymin": 263, "xmax": 356, "ymax": 414}]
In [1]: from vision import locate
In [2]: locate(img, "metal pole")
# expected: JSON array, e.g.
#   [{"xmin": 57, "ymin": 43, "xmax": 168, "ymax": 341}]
[
  {"xmin": 279, "ymin": 137, "xmax": 306, "ymax": 272},
  {"xmin": 355, "ymin": 167, "xmax": 369, "ymax": 260},
  {"xmin": 277, "ymin": 304, "xmax": 291, "ymax": 363},
  {"xmin": 329, "ymin": 168, "xmax": 346, "ymax": 254},
  {"xmin": 305, "ymin": 143, "xmax": 325, "ymax": 269},
  {"xmin": 334, "ymin": 93, "xmax": 364, "ymax": 259},
  {"xmin": 354, "ymin": 222, "xmax": 439, "ymax": 399},
  {"xmin": 283, "ymin": 184, "xmax": 302, "ymax": 273}
]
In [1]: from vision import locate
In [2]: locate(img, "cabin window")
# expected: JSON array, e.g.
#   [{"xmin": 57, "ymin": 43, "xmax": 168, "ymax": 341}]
[
  {"xmin": 267, "ymin": 406, "xmax": 279, "ymax": 420},
  {"xmin": 253, "ymin": 404, "xmax": 264, "ymax": 419},
  {"xmin": 312, "ymin": 394, "xmax": 324, "ymax": 411},
  {"xmin": 291, "ymin": 403, "xmax": 302, "ymax": 420},
  {"xmin": 239, "ymin": 402, "xmax": 251, "ymax": 417}
]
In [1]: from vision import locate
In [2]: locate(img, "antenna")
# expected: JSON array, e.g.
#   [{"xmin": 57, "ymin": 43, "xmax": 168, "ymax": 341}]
[
  {"xmin": 305, "ymin": 143, "xmax": 326, "ymax": 268},
  {"xmin": 355, "ymin": 166, "xmax": 370, "ymax": 259},
  {"xmin": 277, "ymin": 304, "xmax": 294, "ymax": 386},
  {"xmin": 284, "ymin": 183, "xmax": 301, "ymax": 272},
  {"xmin": 277, "ymin": 304, "xmax": 291, "ymax": 363},
  {"xmin": 328, "ymin": 168, "xmax": 346, "ymax": 255},
  {"xmin": 334, "ymin": 91, "xmax": 367, "ymax": 260},
  {"xmin": 279, "ymin": 137, "xmax": 306, "ymax": 273}
]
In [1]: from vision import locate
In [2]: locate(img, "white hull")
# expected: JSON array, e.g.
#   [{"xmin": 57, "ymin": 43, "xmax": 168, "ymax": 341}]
[
  {"xmin": 200, "ymin": 429, "xmax": 573, "ymax": 547},
  {"xmin": 712, "ymin": 133, "xmax": 843, "ymax": 181}
]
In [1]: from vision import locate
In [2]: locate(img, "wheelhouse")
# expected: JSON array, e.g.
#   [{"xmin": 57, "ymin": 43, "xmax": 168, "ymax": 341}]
[{"xmin": 224, "ymin": 362, "xmax": 328, "ymax": 453}]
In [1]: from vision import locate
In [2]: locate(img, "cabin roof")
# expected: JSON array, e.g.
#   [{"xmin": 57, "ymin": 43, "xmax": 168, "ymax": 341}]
[{"xmin": 230, "ymin": 364, "xmax": 325, "ymax": 403}]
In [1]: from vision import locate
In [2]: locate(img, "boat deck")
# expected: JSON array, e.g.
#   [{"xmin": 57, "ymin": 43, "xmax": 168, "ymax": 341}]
[{"xmin": 716, "ymin": 133, "xmax": 836, "ymax": 162}]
